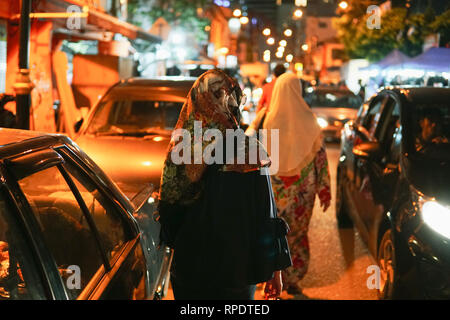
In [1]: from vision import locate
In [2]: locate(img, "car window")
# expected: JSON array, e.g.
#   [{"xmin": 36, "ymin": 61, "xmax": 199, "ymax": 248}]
[
  {"xmin": 0, "ymin": 190, "xmax": 46, "ymax": 300},
  {"xmin": 61, "ymin": 161, "xmax": 128, "ymax": 265},
  {"xmin": 305, "ymin": 90, "xmax": 362, "ymax": 109},
  {"xmin": 412, "ymin": 102, "xmax": 450, "ymax": 158},
  {"xmin": 17, "ymin": 166, "xmax": 103, "ymax": 299},
  {"xmin": 362, "ymin": 96, "xmax": 388, "ymax": 139},
  {"xmin": 87, "ymin": 99, "xmax": 183, "ymax": 135},
  {"xmin": 377, "ymin": 99, "xmax": 400, "ymax": 145}
]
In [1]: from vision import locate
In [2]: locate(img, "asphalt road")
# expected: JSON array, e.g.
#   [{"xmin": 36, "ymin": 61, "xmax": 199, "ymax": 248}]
[{"xmin": 164, "ymin": 142, "xmax": 379, "ymax": 300}]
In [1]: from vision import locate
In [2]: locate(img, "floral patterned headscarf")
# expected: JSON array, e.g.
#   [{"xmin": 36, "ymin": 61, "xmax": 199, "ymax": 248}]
[{"xmin": 159, "ymin": 69, "xmax": 270, "ymax": 205}]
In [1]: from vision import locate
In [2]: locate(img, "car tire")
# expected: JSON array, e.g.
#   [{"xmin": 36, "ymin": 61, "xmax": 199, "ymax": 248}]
[
  {"xmin": 377, "ymin": 228, "xmax": 399, "ymax": 300},
  {"xmin": 336, "ymin": 166, "xmax": 353, "ymax": 228}
]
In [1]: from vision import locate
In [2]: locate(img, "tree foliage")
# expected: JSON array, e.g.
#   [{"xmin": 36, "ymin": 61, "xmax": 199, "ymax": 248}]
[
  {"xmin": 333, "ymin": 0, "xmax": 450, "ymax": 62},
  {"xmin": 127, "ymin": 0, "xmax": 210, "ymax": 43}
]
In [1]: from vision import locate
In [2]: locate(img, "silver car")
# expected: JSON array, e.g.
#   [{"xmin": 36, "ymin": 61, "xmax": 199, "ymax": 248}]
[
  {"xmin": 75, "ymin": 77, "xmax": 195, "ymax": 196},
  {"xmin": 305, "ymin": 86, "xmax": 363, "ymax": 141}
]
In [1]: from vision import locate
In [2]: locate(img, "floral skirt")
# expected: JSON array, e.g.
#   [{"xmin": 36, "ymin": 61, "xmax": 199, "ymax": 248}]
[{"xmin": 271, "ymin": 162, "xmax": 317, "ymax": 289}]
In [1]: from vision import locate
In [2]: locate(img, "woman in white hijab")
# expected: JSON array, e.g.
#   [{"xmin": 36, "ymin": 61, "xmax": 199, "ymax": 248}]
[{"xmin": 262, "ymin": 73, "xmax": 331, "ymax": 295}]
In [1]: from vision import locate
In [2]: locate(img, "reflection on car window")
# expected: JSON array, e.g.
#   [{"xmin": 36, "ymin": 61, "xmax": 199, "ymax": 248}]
[
  {"xmin": 0, "ymin": 192, "xmax": 46, "ymax": 300},
  {"xmin": 62, "ymin": 162, "xmax": 128, "ymax": 265},
  {"xmin": 305, "ymin": 90, "xmax": 362, "ymax": 109},
  {"xmin": 87, "ymin": 99, "xmax": 183, "ymax": 135},
  {"xmin": 18, "ymin": 166, "xmax": 103, "ymax": 299},
  {"xmin": 413, "ymin": 104, "xmax": 450, "ymax": 156},
  {"xmin": 363, "ymin": 99, "xmax": 385, "ymax": 138}
]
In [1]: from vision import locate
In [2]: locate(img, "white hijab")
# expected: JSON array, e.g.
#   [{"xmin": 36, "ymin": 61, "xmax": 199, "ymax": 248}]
[{"xmin": 263, "ymin": 73, "xmax": 323, "ymax": 176}]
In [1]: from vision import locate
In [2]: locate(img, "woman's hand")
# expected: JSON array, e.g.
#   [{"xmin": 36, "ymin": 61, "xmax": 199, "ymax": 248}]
[{"xmin": 264, "ymin": 271, "xmax": 282, "ymax": 299}]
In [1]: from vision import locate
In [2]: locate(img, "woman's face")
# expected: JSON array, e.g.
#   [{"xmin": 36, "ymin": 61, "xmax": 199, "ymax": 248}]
[{"xmin": 195, "ymin": 71, "xmax": 242, "ymax": 125}]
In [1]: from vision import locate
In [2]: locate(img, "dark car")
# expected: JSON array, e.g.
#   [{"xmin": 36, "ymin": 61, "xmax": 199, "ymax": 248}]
[
  {"xmin": 0, "ymin": 129, "xmax": 171, "ymax": 300},
  {"xmin": 75, "ymin": 77, "xmax": 196, "ymax": 194},
  {"xmin": 305, "ymin": 86, "xmax": 363, "ymax": 141},
  {"xmin": 336, "ymin": 87, "xmax": 450, "ymax": 299}
]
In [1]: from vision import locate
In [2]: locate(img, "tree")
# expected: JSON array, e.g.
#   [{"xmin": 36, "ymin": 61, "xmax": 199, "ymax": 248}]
[
  {"xmin": 127, "ymin": 0, "xmax": 210, "ymax": 44},
  {"xmin": 333, "ymin": 1, "xmax": 448, "ymax": 62}
]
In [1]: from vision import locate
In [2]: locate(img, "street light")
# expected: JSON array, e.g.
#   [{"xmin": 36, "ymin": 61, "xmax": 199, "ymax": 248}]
[
  {"xmin": 301, "ymin": 43, "xmax": 309, "ymax": 51},
  {"xmin": 275, "ymin": 51, "xmax": 283, "ymax": 58},
  {"xmin": 267, "ymin": 37, "xmax": 275, "ymax": 45},
  {"xmin": 240, "ymin": 16, "xmax": 249, "ymax": 24},
  {"xmin": 233, "ymin": 8, "xmax": 241, "ymax": 17},
  {"xmin": 286, "ymin": 54, "xmax": 293, "ymax": 62},
  {"xmin": 279, "ymin": 40, "xmax": 287, "ymax": 47},
  {"xmin": 338, "ymin": 1, "xmax": 348, "ymax": 10},
  {"xmin": 284, "ymin": 29, "xmax": 293, "ymax": 37},
  {"xmin": 293, "ymin": 8, "xmax": 303, "ymax": 19},
  {"xmin": 262, "ymin": 28, "xmax": 271, "ymax": 36}
]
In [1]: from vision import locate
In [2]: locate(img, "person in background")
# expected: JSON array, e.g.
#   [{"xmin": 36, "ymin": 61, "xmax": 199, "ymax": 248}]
[
  {"xmin": 0, "ymin": 94, "xmax": 16, "ymax": 128},
  {"xmin": 257, "ymin": 64, "xmax": 286, "ymax": 113},
  {"xmin": 263, "ymin": 73, "xmax": 331, "ymax": 296}
]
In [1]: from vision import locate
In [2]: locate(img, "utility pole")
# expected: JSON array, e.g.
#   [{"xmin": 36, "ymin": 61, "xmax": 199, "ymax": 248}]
[{"xmin": 13, "ymin": 0, "xmax": 33, "ymax": 130}]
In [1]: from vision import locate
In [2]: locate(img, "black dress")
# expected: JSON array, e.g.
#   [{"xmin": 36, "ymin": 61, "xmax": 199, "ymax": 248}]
[{"xmin": 159, "ymin": 166, "xmax": 291, "ymax": 300}]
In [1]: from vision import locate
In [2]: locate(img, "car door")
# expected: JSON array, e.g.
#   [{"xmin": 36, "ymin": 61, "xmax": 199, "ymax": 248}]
[
  {"xmin": 54, "ymin": 147, "xmax": 149, "ymax": 300},
  {"xmin": 348, "ymin": 94, "xmax": 390, "ymax": 239},
  {"xmin": 6, "ymin": 148, "xmax": 147, "ymax": 299},
  {"xmin": 353, "ymin": 94, "xmax": 401, "ymax": 252}
]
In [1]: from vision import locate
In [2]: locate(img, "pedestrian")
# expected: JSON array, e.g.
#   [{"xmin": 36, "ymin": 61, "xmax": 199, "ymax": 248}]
[
  {"xmin": 157, "ymin": 69, "xmax": 292, "ymax": 300},
  {"xmin": 262, "ymin": 73, "xmax": 331, "ymax": 295},
  {"xmin": 0, "ymin": 94, "xmax": 16, "ymax": 128},
  {"xmin": 257, "ymin": 64, "xmax": 286, "ymax": 113}
]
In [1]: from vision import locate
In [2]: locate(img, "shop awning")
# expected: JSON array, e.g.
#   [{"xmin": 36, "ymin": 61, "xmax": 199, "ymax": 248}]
[{"xmin": 28, "ymin": 0, "xmax": 161, "ymax": 43}]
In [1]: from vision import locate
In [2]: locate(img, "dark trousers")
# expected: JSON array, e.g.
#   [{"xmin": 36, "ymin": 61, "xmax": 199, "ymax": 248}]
[{"xmin": 171, "ymin": 276, "xmax": 256, "ymax": 300}]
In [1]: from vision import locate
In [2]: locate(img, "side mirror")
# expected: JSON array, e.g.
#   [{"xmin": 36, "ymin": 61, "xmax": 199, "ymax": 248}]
[
  {"xmin": 74, "ymin": 118, "xmax": 84, "ymax": 133},
  {"xmin": 352, "ymin": 141, "xmax": 380, "ymax": 160}
]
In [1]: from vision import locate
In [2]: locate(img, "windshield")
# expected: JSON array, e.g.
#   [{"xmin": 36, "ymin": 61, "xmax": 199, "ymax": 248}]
[
  {"xmin": 412, "ymin": 103, "xmax": 450, "ymax": 159},
  {"xmin": 305, "ymin": 90, "xmax": 362, "ymax": 109},
  {"xmin": 86, "ymin": 99, "xmax": 183, "ymax": 136}
]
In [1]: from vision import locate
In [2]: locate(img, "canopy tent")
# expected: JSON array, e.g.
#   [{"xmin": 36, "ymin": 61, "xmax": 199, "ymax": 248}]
[
  {"xmin": 402, "ymin": 47, "xmax": 450, "ymax": 73},
  {"xmin": 362, "ymin": 49, "xmax": 411, "ymax": 71}
]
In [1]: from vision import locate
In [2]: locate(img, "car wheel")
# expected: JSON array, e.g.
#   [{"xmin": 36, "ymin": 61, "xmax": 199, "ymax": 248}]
[
  {"xmin": 336, "ymin": 166, "xmax": 353, "ymax": 228},
  {"xmin": 377, "ymin": 229, "xmax": 398, "ymax": 299}
]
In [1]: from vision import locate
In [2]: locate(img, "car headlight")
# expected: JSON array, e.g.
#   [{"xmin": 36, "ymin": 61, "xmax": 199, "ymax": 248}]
[
  {"xmin": 317, "ymin": 117, "xmax": 329, "ymax": 128},
  {"xmin": 420, "ymin": 199, "xmax": 450, "ymax": 239}
]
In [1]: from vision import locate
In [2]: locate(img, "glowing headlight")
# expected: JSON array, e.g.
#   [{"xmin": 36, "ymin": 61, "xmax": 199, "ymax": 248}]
[
  {"xmin": 317, "ymin": 117, "xmax": 329, "ymax": 128},
  {"xmin": 421, "ymin": 200, "xmax": 450, "ymax": 239}
]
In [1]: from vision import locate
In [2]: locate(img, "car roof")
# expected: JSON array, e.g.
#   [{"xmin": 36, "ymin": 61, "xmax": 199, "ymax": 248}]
[
  {"xmin": 116, "ymin": 76, "xmax": 197, "ymax": 88},
  {"xmin": 383, "ymin": 86, "xmax": 450, "ymax": 105},
  {"xmin": 105, "ymin": 77, "xmax": 197, "ymax": 101},
  {"xmin": 0, "ymin": 128, "xmax": 60, "ymax": 148}
]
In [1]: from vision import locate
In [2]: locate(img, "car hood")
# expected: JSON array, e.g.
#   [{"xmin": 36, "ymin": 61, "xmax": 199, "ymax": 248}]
[
  {"xmin": 312, "ymin": 107, "xmax": 358, "ymax": 121},
  {"xmin": 76, "ymin": 134, "xmax": 170, "ymax": 198},
  {"xmin": 404, "ymin": 155, "xmax": 450, "ymax": 204}
]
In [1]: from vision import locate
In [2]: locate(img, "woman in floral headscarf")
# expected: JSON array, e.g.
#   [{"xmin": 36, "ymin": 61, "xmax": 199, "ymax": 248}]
[
  {"xmin": 158, "ymin": 69, "xmax": 291, "ymax": 300},
  {"xmin": 262, "ymin": 73, "xmax": 331, "ymax": 295}
]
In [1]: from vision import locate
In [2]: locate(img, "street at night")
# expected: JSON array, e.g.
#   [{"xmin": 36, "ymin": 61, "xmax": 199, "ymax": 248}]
[{"xmin": 0, "ymin": 0, "xmax": 449, "ymax": 305}]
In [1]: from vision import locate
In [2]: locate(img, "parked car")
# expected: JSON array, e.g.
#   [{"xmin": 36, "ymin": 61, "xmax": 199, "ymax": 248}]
[
  {"xmin": 305, "ymin": 86, "xmax": 363, "ymax": 141},
  {"xmin": 336, "ymin": 87, "xmax": 450, "ymax": 299},
  {"xmin": 0, "ymin": 128, "xmax": 170, "ymax": 300},
  {"xmin": 75, "ymin": 77, "xmax": 196, "ymax": 195}
]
